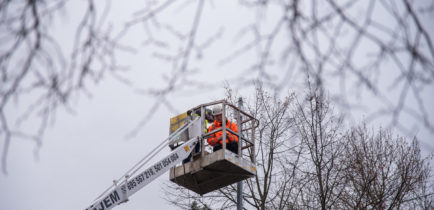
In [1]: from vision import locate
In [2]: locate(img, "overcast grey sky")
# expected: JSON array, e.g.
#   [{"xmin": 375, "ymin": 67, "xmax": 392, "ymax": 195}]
[{"xmin": 1, "ymin": 0, "xmax": 433, "ymax": 210}]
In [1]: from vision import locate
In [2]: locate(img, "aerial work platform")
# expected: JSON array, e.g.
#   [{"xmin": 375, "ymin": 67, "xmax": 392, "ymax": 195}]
[
  {"xmin": 168, "ymin": 100, "xmax": 259, "ymax": 195},
  {"xmin": 169, "ymin": 149, "xmax": 256, "ymax": 195},
  {"xmin": 85, "ymin": 99, "xmax": 258, "ymax": 210}
]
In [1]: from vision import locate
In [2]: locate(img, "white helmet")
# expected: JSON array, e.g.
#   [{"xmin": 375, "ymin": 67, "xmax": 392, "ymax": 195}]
[{"xmin": 212, "ymin": 105, "xmax": 223, "ymax": 115}]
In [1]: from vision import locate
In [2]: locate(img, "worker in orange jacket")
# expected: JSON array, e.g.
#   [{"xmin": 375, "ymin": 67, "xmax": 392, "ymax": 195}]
[{"xmin": 207, "ymin": 105, "xmax": 239, "ymax": 154}]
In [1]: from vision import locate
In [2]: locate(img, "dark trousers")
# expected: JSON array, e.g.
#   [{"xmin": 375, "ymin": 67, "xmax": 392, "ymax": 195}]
[
  {"xmin": 213, "ymin": 141, "xmax": 238, "ymax": 154},
  {"xmin": 182, "ymin": 142, "xmax": 200, "ymax": 164}
]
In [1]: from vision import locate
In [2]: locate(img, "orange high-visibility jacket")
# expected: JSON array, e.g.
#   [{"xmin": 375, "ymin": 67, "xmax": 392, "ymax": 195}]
[{"xmin": 207, "ymin": 119, "xmax": 238, "ymax": 146}]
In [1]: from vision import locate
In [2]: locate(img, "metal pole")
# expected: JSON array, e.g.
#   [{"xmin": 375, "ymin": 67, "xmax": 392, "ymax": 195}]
[
  {"xmin": 237, "ymin": 97, "xmax": 243, "ymax": 210},
  {"xmin": 200, "ymin": 106, "xmax": 205, "ymax": 158},
  {"xmin": 222, "ymin": 101, "xmax": 226, "ymax": 151}
]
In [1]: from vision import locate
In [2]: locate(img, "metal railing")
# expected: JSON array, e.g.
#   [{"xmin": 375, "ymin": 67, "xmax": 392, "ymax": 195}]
[{"xmin": 187, "ymin": 99, "xmax": 259, "ymax": 164}]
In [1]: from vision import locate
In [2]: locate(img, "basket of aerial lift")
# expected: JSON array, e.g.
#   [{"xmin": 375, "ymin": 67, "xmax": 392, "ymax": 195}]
[{"xmin": 169, "ymin": 100, "xmax": 259, "ymax": 195}]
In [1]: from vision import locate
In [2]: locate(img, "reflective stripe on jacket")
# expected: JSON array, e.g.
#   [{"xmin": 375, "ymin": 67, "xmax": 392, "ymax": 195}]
[{"xmin": 207, "ymin": 119, "xmax": 238, "ymax": 146}]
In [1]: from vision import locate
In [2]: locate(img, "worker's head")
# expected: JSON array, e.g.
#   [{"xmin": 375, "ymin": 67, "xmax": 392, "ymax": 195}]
[{"xmin": 212, "ymin": 105, "xmax": 223, "ymax": 122}]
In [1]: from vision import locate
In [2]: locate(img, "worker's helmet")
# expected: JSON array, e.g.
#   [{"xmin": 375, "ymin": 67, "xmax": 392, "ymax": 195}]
[{"xmin": 212, "ymin": 105, "xmax": 223, "ymax": 116}]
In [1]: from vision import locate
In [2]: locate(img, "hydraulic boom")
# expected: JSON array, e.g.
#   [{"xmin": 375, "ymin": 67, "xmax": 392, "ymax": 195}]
[{"xmin": 85, "ymin": 117, "xmax": 201, "ymax": 210}]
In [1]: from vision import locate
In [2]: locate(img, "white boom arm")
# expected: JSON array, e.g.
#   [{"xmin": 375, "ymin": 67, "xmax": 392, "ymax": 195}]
[{"xmin": 85, "ymin": 117, "xmax": 201, "ymax": 210}]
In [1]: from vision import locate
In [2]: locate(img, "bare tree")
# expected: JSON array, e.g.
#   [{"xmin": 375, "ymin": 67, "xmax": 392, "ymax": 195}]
[
  {"xmin": 232, "ymin": 0, "xmax": 434, "ymax": 137},
  {"xmin": 241, "ymin": 83, "xmax": 298, "ymax": 210},
  {"xmin": 1, "ymin": 0, "xmax": 433, "ymax": 176},
  {"xmin": 163, "ymin": 82, "xmax": 433, "ymax": 209},
  {"xmin": 290, "ymin": 83, "xmax": 347, "ymax": 210},
  {"xmin": 0, "ymin": 0, "xmax": 215, "ymax": 173},
  {"xmin": 0, "ymin": 0, "xmax": 130, "ymax": 174},
  {"xmin": 341, "ymin": 125, "xmax": 434, "ymax": 209}
]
